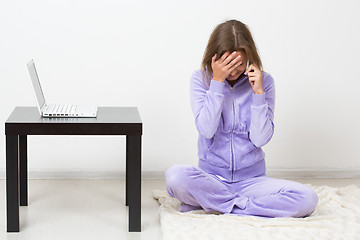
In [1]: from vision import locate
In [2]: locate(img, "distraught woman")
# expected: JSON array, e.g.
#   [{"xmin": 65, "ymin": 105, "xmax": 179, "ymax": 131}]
[{"xmin": 165, "ymin": 19, "xmax": 318, "ymax": 218}]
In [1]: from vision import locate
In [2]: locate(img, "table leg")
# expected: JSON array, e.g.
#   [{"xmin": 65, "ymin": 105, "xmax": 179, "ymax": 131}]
[
  {"xmin": 19, "ymin": 135, "xmax": 28, "ymax": 206},
  {"xmin": 127, "ymin": 135, "xmax": 141, "ymax": 232},
  {"xmin": 6, "ymin": 135, "xmax": 20, "ymax": 232},
  {"xmin": 126, "ymin": 137, "xmax": 129, "ymax": 206}
]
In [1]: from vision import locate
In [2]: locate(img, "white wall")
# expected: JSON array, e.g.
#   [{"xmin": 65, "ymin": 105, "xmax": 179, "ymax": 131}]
[{"xmin": 1, "ymin": 0, "xmax": 360, "ymax": 178}]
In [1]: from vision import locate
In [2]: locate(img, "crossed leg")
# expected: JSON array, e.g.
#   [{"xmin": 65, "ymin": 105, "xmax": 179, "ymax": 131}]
[
  {"xmin": 165, "ymin": 165, "xmax": 318, "ymax": 218},
  {"xmin": 230, "ymin": 173, "xmax": 318, "ymax": 217}
]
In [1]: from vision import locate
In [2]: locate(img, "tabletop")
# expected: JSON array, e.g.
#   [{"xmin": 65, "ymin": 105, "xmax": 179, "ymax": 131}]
[{"xmin": 5, "ymin": 107, "xmax": 142, "ymax": 135}]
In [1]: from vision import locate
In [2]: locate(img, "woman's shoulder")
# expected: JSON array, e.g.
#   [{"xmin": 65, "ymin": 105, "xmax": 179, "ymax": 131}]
[
  {"xmin": 260, "ymin": 71, "xmax": 275, "ymax": 93},
  {"xmin": 191, "ymin": 69, "xmax": 211, "ymax": 82},
  {"xmin": 261, "ymin": 70, "xmax": 275, "ymax": 87},
  {"xmin": 261, "ymin": 70, "xmax": 273, "ymax": 80},
  {"xmin": 192, "ymin": 68, "xmax": 214, "ymax": 77},
  {"xmin": 191, "ymin": 69, "xmax": 207, "ymax": 79},
  {"xmin": 190, "ymin": 69, "xmax": 212, "ymax": 90},
  {"xmin": 190, "ymin": 69, "xmax": 202, "ymax": 84}
]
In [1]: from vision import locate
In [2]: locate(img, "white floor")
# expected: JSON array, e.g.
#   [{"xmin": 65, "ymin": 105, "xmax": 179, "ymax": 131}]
[{"xmin": 0, "ymin": 178, "xmax": 359, "ymax": 240}]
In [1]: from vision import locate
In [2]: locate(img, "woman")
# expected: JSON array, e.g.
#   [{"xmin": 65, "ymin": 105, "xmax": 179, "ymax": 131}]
[{"xmin": 165, "ymin": 19, "xmax": 318, "ymax": 218}]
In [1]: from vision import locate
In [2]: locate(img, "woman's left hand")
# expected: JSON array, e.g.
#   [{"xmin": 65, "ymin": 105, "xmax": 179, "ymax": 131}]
[{"xmin": 245, "ymin": 64, "xmax": 264, "ymax": 94}]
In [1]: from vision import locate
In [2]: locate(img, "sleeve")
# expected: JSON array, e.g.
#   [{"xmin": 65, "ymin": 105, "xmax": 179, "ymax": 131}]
[
  {"xmin": 190, "ymin": 70, "xmax": 225, "ymax": 139},
  {"xmin": 249, "ymin": 72, "xmax": 276, "ymax": 148}
]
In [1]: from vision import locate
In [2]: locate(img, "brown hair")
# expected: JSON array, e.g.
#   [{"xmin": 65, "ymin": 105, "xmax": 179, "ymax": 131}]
[{"xmin": 201, "ymin": 19, "xmax": 263, "ymax": 88}]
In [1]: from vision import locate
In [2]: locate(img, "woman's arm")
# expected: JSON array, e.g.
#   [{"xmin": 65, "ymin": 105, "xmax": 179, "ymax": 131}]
[
  {"xmin": 190, "ymin": 70, "xmax": 225, "ymax": 139},
  {"xmin": 249, "ymin": 73, "xmax": 276, "ymax": 148}
]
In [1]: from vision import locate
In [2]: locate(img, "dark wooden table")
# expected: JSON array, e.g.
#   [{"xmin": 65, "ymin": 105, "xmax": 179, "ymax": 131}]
[{"xmin": 5, "ymin": 107, "xmax": 142, "ymax": 232}]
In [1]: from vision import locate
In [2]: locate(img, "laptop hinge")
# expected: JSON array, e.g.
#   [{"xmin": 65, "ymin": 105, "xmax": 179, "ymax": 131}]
[{"xmin": 41, "ymin": 104, "xmax": 47, "ymax": 115}]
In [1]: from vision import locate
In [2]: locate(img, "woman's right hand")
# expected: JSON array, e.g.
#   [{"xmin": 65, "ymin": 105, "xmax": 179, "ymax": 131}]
[{"xmin": 211, "ymin": 51, "xmax": 243, "ymax": 82}]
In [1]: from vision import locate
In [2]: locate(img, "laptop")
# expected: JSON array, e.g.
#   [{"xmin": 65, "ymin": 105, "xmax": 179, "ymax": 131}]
[{"xmin": 27, "ymin": 59, "xmax": 98, "ymax": 118}]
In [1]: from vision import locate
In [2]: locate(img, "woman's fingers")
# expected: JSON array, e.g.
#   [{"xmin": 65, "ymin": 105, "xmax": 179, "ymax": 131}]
[
  {"xmin": 219, "ymin": 51, "xmax": 230, "ymax": 63},
  {"xmin": 226, "ymin": 54, "xmax": 242, "ymax": 70},
  {"xmin": 245, "ymin": 64, "xmax": 256, "ymax": 75},
  {"xmin": 228, "ymin": 60, "xmax": 242, "ymax": 72},
  {"xmin": 211, "ymin": 53, "xmax": 217, "ymax": 65},
  {"xmin": 222, "ymin": 51, "xmax": 239, "ymax": 66}
]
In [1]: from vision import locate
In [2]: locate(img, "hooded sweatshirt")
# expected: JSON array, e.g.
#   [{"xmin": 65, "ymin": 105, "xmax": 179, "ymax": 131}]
[{"xmin": 190, "ymin": 70, "xmax": 275, "ymax": 182}]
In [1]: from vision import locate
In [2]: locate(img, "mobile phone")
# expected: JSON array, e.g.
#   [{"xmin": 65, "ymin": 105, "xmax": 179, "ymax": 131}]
[{"xmin": 246, "ymin": 61, "xmax": 254, "ymax": 72}]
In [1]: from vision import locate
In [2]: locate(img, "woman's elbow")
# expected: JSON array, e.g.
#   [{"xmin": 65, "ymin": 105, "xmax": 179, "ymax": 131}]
[
  {"xmin": 195, "ymin": 123, "xmax": 216, "ymax": 139},
  {"xmin": 250, "ymin": 125, "xmax": 275, "ymax": 148}
]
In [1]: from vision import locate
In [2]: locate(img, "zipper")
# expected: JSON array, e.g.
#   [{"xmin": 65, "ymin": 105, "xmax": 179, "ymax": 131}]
[{"xmin": 230, "ymin": 86, "xmax": 235, "ymax": 182}]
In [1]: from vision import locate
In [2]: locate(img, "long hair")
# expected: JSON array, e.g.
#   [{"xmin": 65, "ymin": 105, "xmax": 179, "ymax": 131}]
[{"xmin": 201, "ymin": 19, "xmax": 263, "ymax": 89}]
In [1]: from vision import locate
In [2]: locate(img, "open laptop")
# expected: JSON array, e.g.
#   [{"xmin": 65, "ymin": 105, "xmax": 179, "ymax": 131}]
[{"xmin": 27, "ymin": 59, "xmax": 98, "ymax": 118}]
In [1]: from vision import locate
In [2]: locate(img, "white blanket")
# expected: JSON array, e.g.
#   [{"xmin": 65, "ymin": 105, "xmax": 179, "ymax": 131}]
[{"xmin": 153, "ymin": 184, "xmax": 360, "ymax": 240}]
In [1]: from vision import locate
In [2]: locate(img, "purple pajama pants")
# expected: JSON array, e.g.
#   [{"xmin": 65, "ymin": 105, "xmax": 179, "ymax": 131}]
[{"xmin": 165, "ymin": 165, "xmax": 318, "ymax": 218}]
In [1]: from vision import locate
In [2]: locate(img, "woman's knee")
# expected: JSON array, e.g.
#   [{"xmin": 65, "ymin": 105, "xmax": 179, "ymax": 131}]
[
  {"xmin": 295, "ymin": 185, "xmax": 319, "ymax": 217},
  {"xmin": 302, "ymin": 186, "xmax": 318, "ymax": 215},
  {"xmin": 166, "ymin": 165, "xmax": 192, "ymax": 185},
  {"xmin": 165, "ymin": 165, "xmax": 199, "ymax": 196}
]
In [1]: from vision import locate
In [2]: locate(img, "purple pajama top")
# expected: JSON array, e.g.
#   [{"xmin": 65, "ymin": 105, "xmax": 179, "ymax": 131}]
[{"xmin": 190, "ymin": 70, "xmax": 276, "ymax": 182}]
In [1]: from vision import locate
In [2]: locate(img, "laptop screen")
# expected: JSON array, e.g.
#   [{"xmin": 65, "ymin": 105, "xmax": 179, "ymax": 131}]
[{"xmin": 27, "ymin": 60, "xmax": 46, "ymax": 109}]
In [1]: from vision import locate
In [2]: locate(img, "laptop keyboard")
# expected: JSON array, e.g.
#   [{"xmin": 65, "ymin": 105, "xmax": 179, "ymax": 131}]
[{"xmin": 45, "ymin": 105, "xmax": 77, "ymax": 116}]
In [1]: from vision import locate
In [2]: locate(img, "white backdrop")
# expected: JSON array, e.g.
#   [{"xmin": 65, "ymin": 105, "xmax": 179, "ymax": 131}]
[{"xmin": 1, "ymin": 0, "xmax": 360, "ymax": 178}]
